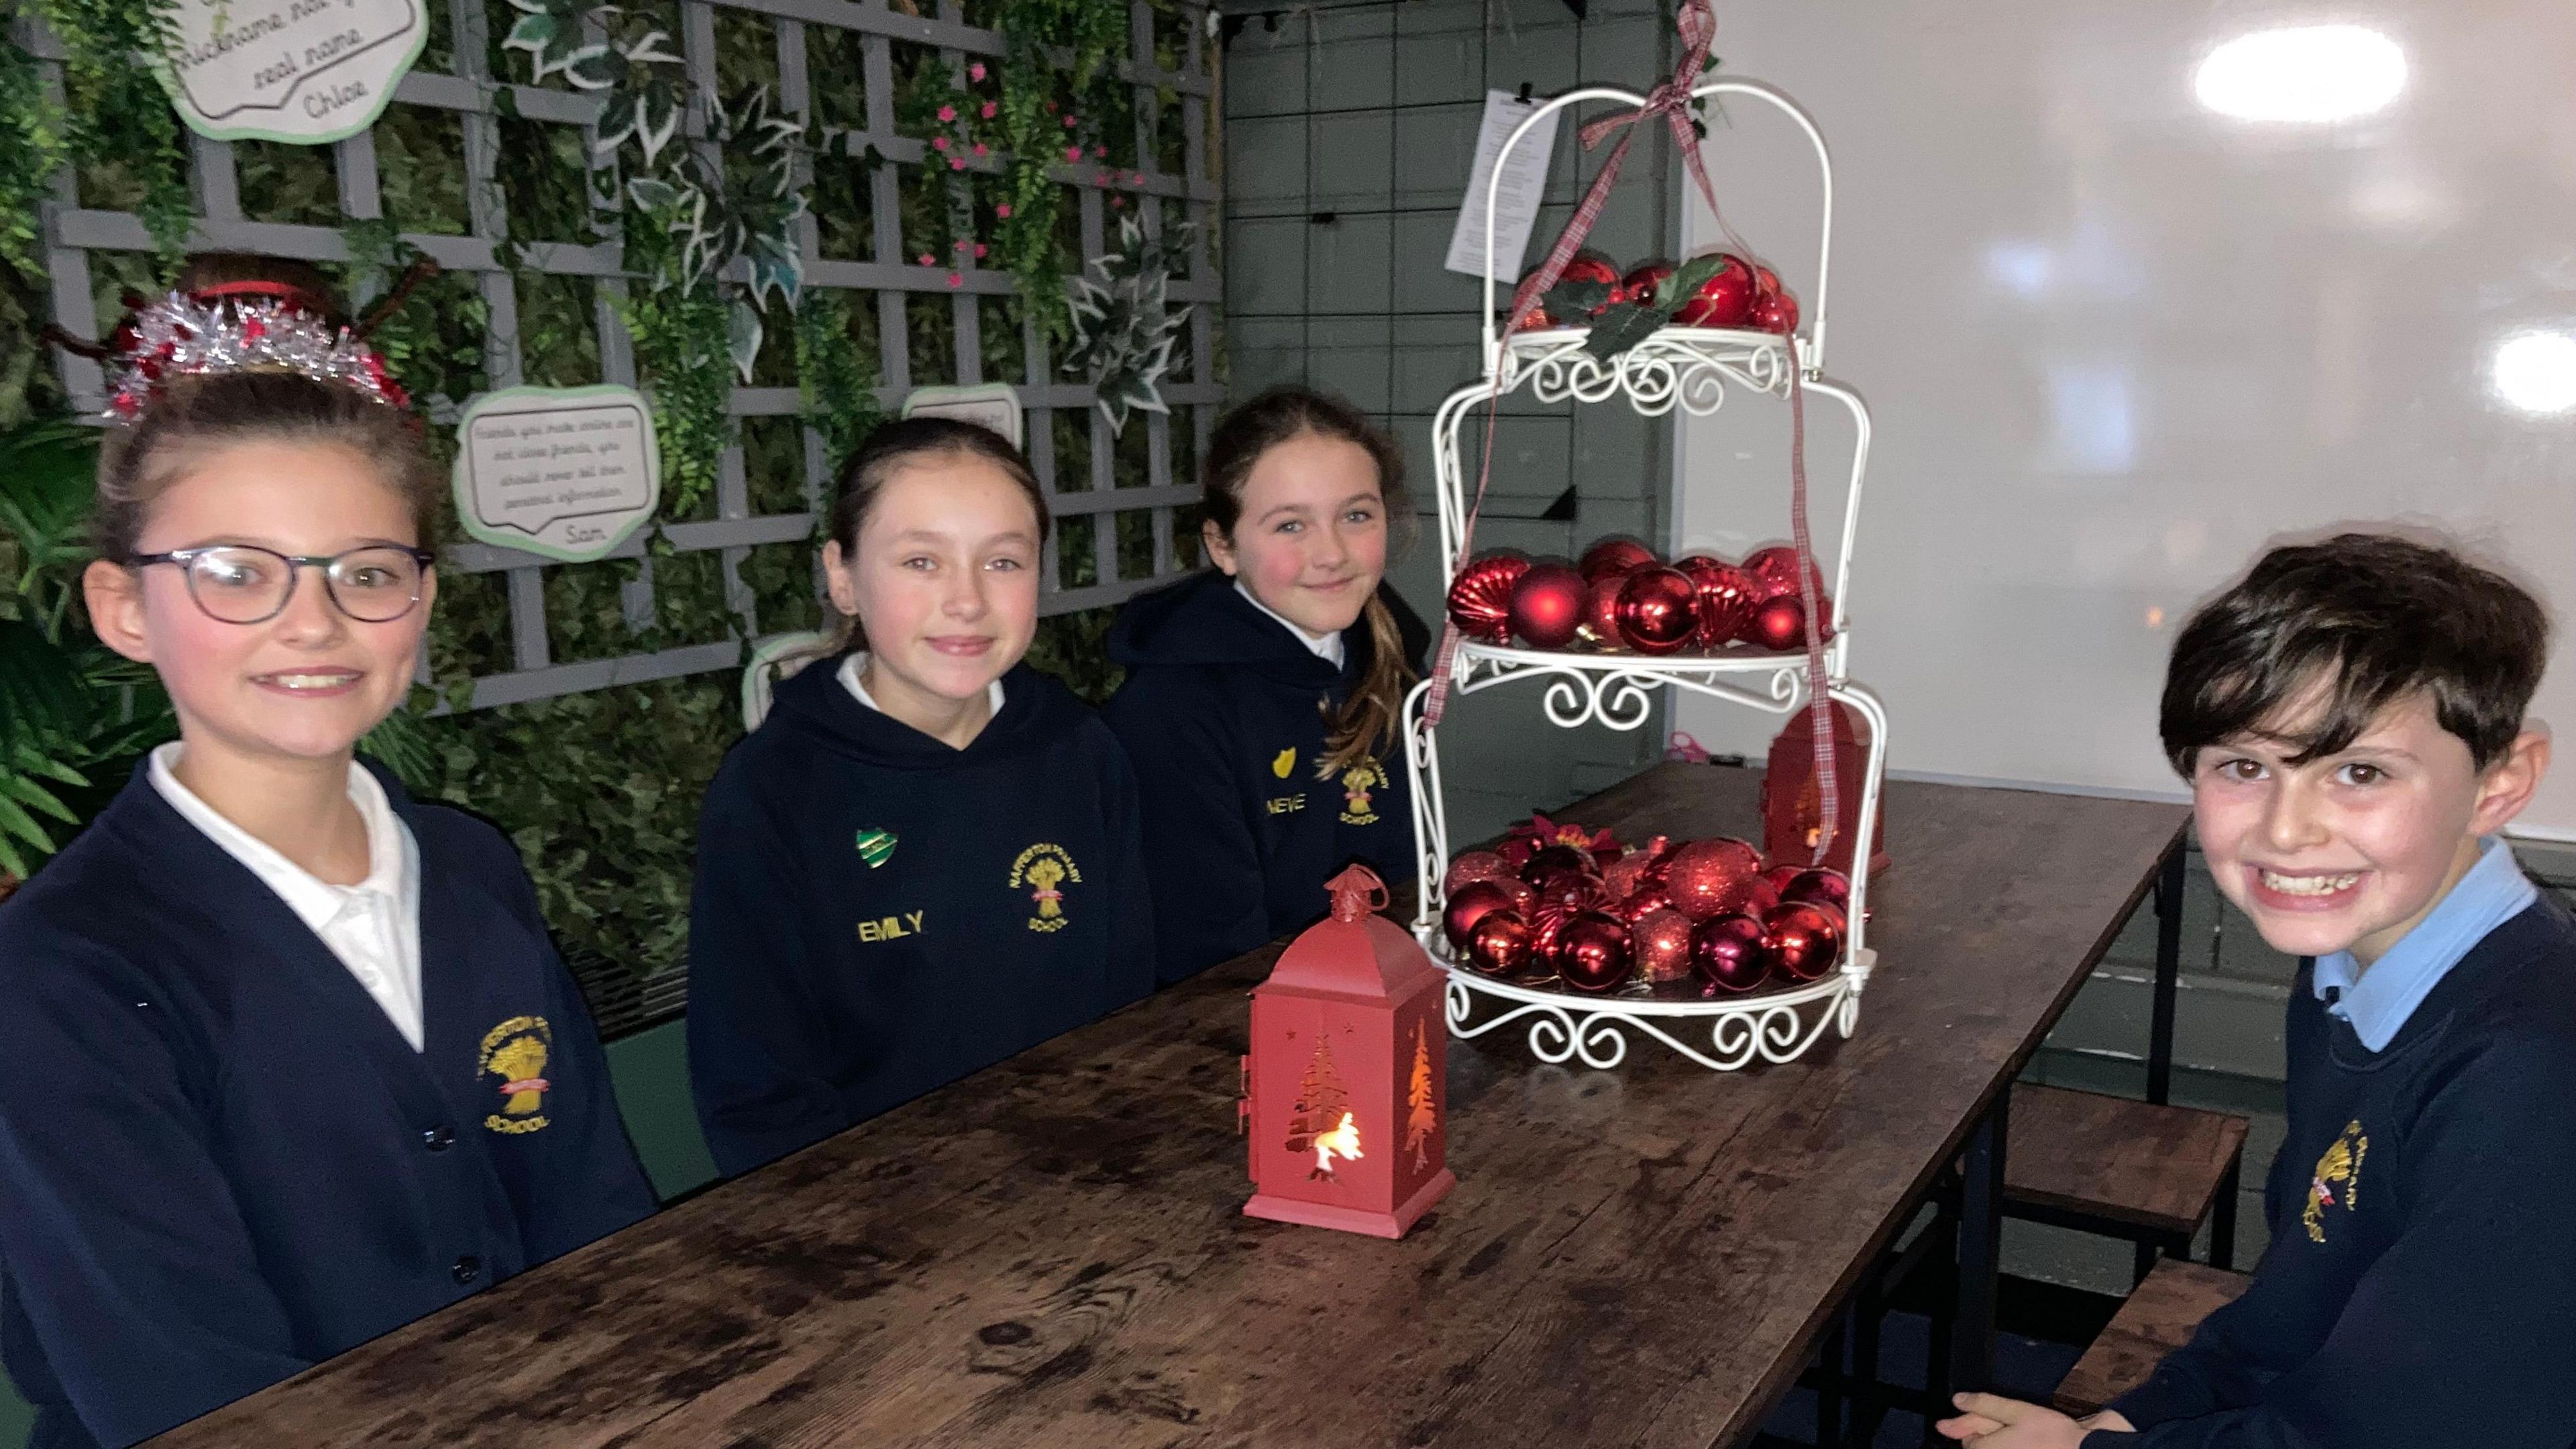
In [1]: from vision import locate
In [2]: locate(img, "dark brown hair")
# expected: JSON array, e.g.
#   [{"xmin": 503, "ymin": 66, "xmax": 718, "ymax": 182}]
[
  {"xmin": 2160, "ymin": 531, "xmax": 2548, "ymax": 775},
  {"xmin": 93, "ymin": 256, "xmax": 439, "ymax": 561},
  {"xmin": 1201, "ymin": 386, "xmax": 1415, "ymax": 779},
  {"xmin": 818, "ymin": 416, "xmax": 1051, "ymax": 653}
]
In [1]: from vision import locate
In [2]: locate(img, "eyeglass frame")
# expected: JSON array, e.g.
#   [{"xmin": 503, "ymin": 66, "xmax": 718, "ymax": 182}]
[{"xmin": 122, "ymin": 543, "xmax": 439, "ymax": 625}]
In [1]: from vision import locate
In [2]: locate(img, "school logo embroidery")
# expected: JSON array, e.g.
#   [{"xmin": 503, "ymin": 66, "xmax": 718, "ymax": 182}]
[
  {"xmin": 1009, "ymin": 843, "xmax": 1083, "ymax": 933},
  {"xmin": 477, "ymin": 1016, "xmax": 554, "ymax": 1135},
  {"xmin": 2303, "ymin": 1118, "xmax": 2368, "ymax": 1243},
  {"xmin": 1271, "ymin": 747, "xmax": 1298, "ymax": 779},
  {"xmin": 855, "ymin": 827, "xmax": 898, "ymax": 868},
  {"xmin": 1338, "ymin": 758, "xmax": 1387, "ymax": 825}
]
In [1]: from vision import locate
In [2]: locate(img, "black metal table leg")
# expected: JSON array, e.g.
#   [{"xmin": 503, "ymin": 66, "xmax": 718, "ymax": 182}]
[
  {"xmin": 2149, "ymin": 842, "xmax": 2184, "ymax": 1106},
  {"xmin": 2210, "ymin": 1154, "xmax": 2242, "ymax": 1271},
  {"xmin": 1951, "ymin": 1091, "xmax": 2008, "ymax": 1395}
]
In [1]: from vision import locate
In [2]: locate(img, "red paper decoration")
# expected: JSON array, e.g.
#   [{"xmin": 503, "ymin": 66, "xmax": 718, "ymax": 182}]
[
  {"xmin": 1446, "ymin": 551, "xmax": 1532, "ymax": 643},
  {"xmin": 1509, "ymin": 562, "xmax": 1588, "ymax": 649},
  {"xmin": 1632, "ymin": 907, "xmax": 1696, "ymax": 984},
  {"xmin": 1675, "ymin": 555, "xmax": 1756, "ymax": 649},
  {"xmin": 1614, "ymin": 566, "xmax": 1701, "ymax": 655},
  {"xmin": 1467, "ymin": 912, "xmax": 1534, "ymax": 975},
  {"xmin": 1767, "ymin": 902, "xmax": 1846, "ymax": 981},
  {"xmin": 1690, "ymin": 913, "xmax": 1774, "ymax": 993},
  {"xmin": 1660, "ymin": 837, "xmax": 1766, "ymax": 920},
  {"xmin": 1674, "ymin": 253, "xmax": 1758, "ymax": 327},
  {"xmin": 1578, "ymin": 537, "xmax": 1658, "ymax": 583},
  {"xmin": 1552, "ymin": 912, "xmax": 1634, "ymax": 993}
]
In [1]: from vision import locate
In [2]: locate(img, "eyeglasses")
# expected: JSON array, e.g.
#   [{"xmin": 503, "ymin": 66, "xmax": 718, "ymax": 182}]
[{"xmin": 124, "ymin": 544, "xmax": 437, "ymax": 625}]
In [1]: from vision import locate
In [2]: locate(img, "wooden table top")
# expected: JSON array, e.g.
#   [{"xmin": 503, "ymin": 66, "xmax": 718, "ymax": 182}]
[{"xmin": 154, "ymin": 763, "xmax": 2186, "ymax": 1449}]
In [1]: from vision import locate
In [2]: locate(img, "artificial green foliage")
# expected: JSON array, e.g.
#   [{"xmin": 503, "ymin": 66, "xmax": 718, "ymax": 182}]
[
  {"xmin": 611, "ymin": 272, "xmax": 731, "ymax": 521},
  {"xmin": 991, "ymin": 0, "xmax": 1129, "ymax": 341},
  {"xmin": 1026, "ymin": 606, "xmax": 1120, "ymax": 704},
  {"xmin": 794, "ymin": 286, "xmax": 883, "ymax": 470},
  {"xmin": 1063, "ymin": 213, "xmax": 1195, "ymax": 435},
  {"xmin": 0, "ymin": 21, "xmax": 67, "ymax": 278},
  {"xmin": 26, "ymin": 0, "xmax": 191, "ymax": 264}
]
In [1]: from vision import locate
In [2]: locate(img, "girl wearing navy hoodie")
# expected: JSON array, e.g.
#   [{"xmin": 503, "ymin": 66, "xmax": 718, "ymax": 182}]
[
  {"xmin": 0, "ymin": 262, "xmax": 655, "ymax": 1448},
  {"xmin": 687, "ymin": 419, "xmax": 1155, "ymax": 1177},
  {"xmin": 1102, "ymin": 388, "xmax": 1428, "ymax": 983}
]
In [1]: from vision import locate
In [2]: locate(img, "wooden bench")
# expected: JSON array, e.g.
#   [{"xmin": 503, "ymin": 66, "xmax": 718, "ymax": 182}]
[
  {"xmin": 2006, "ymin": 1083, "xmax": 2249, "ymax": 1283},
  {"xmin": 2054, "ymin": 1258, "xmax": 2251, "ymax": 1415}
]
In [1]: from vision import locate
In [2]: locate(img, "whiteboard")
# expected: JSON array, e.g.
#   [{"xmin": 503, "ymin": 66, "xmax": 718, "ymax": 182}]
[{"xmin": 1666, "ymin": 0, "xmax": 2576, "ymax": 836}]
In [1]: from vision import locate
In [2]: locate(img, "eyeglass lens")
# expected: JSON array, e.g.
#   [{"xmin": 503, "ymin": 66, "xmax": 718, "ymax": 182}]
[{"xmin": 184, "ymin": 546, "xmax": 427, "ymax": 624}]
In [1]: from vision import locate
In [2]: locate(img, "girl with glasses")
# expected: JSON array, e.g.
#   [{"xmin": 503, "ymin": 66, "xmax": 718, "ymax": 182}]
[{"xmin": 0, "ymin": 258, "xmax": 653, "ymax": 1447}]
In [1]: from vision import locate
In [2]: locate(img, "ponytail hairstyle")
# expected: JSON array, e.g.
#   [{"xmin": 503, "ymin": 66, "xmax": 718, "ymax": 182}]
[
  {"xmin": 93, "ymin": 254, "xmax": 442, "ymax": 563},
  {"xmin": 816, "ymin": 416, "xmax": 1052, "ymax": 655},
  {"xmin": 1200, "ymin": 386, "xmax": 1415, "ymax": 780}
]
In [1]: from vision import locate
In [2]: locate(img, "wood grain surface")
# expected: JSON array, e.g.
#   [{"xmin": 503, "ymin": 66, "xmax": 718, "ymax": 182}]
[
  {"xmin": 151, "ymin": 764, "xmax": 2185, "ymax": 1449},
  {"xmin": 2005, "ymin": 1083, "xmax": 2250, "ymax": 1234},
  {"xmin": 2052, "ymin": 1259, "xmax": 2251, "ymax": 1415}
]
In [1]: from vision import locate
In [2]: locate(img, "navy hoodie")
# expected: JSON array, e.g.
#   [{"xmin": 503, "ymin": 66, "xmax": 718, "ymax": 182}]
[
  {"xmin": 0, "ymin": 763, "xmax": 655, "ymax": 1449},
  {"xmin": 686, "ymin": 657, "xmax": 1155, "ymax": 1177},
  {"xmin": 2088, "ymin": 894, "xmax": 2576, "ymax": 1448},
  {"xmin": 1101, "ymin": 571, "xmax": 1427, "ymax": 983}
]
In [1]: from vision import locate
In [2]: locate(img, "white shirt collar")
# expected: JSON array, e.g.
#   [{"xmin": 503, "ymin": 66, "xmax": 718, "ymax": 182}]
[
  {"xmin": 838, "ymin": 652, "xmax": 1006, "ymax": 718},
  {"xmin": 1234, "ymin": 579, "xmax": 1348, "ymax": 668}
]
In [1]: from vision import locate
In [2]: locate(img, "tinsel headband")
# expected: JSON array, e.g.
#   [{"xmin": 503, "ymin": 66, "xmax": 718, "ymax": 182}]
[{"xmin": 102, "ymin": 284, "xmax": 412, "ymax": 421}]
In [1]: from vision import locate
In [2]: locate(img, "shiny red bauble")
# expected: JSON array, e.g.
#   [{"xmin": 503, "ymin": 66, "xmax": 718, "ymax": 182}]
[
  {"xmin": 1582, "ymin": 573, "xmax": 1626, "ymax": 651},
  {"xmin": 1446, "ymin": 551, "xmax": 1532, "ymax": 643},
  {"xmin": 1748, "ymin": 595, "xmax": 1807, "ymax": 652},
  {"xmin": 1632, "ymin": 906, "xmax": 1696, "ymax": 983},
  {"xmin": 1552, "ymin": 911, "xmax": 1635, "ymax": 993},
  {"xmin": 1443, "ymin": 849, "xmax": 1513, "ymax": 895},
  {"xmin": 1660, "ymin": 837, "xmax": 1767, "ymax": 921},
  {"xmin": 1742, "ymin": 545, "xmax": 1824, "ymax": 604},
  {"xmin": 1579, "ymin": 537, "xmax": 1659, "ymax": 583},
  {"xmin": 1614, "ymin": 566, "xmax": 1701, "ymax": 655},
  {"xmin": 1691, "ymin": 912, "xmax": 1774, "ymax": 993},
  {"xmin": 1675, "ymin": 555, "xmax": 1756, "ymax": 649},
  {"xmin": 1613, "ymin": 885, "xmax": 1672, "ymax": 925},
  {"xmin": 1520, "ymin": 844, "xmax": 1595, "ymax": 885},
  {"xmin": 1467, "ymin": 910, "xmax": 1535, "ymax": 975},
  {"xmin": 1674, "ymin": 253, "xmax": 1758, "ymax": 327},
  {"xmin": 1509, "ymin": 562, "xmax": 1589, "ymax": 649},
  {"xmin": 1442, "ymin": 879, "xmax": 1521, "ymax": 949},
  {"xmin": 1560, "ymin": 250, "xmax": 1621, "ymax": 298},
  {"xmin": 1762, "ymin": 862, "xmax": 1804, "ymax": 894},
  {"xmin": 1780, "ymin": 867, "xmax": 1851, "ymax": 915},
  {"xmin": 1751, "ymin": 290, "xmax": 1799, "ymax": 335},
  {"xmin": 1767, "ymin": 901, "xmax": 1846, "ymax": 981},
  {"xmin": 1617, "ymin": 260, "xmax": 1675, "ymax": 308}
]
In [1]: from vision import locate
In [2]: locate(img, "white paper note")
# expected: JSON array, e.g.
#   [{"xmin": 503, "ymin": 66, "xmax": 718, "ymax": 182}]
[{"xmin": 1444, "ymin": 90, "xmax": 1561, "ymax": 280}]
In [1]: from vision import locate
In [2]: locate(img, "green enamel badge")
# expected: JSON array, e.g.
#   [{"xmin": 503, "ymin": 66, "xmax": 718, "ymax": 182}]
[{"xmin": 855, "ymin": 828, "xmax": 898, "ymax": 868}]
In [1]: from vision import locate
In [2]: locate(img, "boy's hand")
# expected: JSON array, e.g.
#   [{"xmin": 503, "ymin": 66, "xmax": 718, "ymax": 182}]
[{"xmin": 1935, "ymin": 1393, "xmax": 2135, "ymax": 1445}]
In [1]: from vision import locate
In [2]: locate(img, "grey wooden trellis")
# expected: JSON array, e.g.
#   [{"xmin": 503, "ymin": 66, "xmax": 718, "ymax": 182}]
[{"xmin": 33, "ymin": 0, "xmax": 1221, "ymax": 716}]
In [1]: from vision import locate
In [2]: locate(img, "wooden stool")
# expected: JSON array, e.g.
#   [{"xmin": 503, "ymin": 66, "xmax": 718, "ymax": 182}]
[
  {"xmin": 2005, "ymin": 1083, "xmax": 2248, "ymax": 1284},
  {"xmin": 2053, "ymin": 1258, "xmax": 2250, "ymax": 1415}
]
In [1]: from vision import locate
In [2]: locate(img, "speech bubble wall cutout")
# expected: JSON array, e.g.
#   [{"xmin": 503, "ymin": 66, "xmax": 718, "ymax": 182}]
[
  {"xmin": 156, "ymin": 0, "xmax": 428, "ymax": 144},
  {"xmin": 451, "ymin": 386, "xmax": 664, "ymax": 564}
]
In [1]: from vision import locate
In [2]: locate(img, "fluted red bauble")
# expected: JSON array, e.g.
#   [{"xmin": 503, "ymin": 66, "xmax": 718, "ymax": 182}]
[
  {"xmin": 1532, "ymin": 881, "xmax": 1611, "ymax": 958},
  {"xmin": 1675, "ymin": 555, "xmax": 1756, "ymax": 649},
  {"xmin": 1521, "ymin": 844, "xmax": 1597, "ymax": 885},
  {"xmin": 1446, "ymin": 551, "xmax": 1532, "ymax": 643},
  {"xmin": 1467, "ymin": 910, "xmax": 1535, "ymax": 975},
  {"xmin": 1553, "ymin": 912, "xmax": 1635, "ymax": 993},
  {"xmin": 1444, "ymin": 849, "xmax": 1514, "ymax": 894},
  {"xmin": 1780, "ymin": 867, "xmax": 1851, "ymax": 915},
  {"xmin": 1674, "ymin": 253, "xmax": 1758, "ymax": 327},
  {"xmin": 1509, "ymin": 562, "xmax": 1589, "ymax": 649},
  {"xmin": 1767, "ymin": 901, "xmax": 1846, "ymax": 981},
  {"xmin": 1615, "ymin": 566, "xmax": 1702, "ymax": 655},
  {"xmin": 1660, "ymin": 837, "xmax": 1767, "ymax": 920},
  {"xmin": 1691, "ymin": 913, "xmax": 1775, "ymax": 993},
  {"xmin": 1582, "ymin": 573, "xmax": 1626, "ymax": 651},
  {"xmin": 1616, "ymin": 260, "xmax": 1675, "ymax": 309},
  {"xmin": 1632, "ymin": 907, "xmax": 1697, "ymax": 983},
  {"xmin": 1749, "ymin": 594, "xmax": 1807, "ymax": 652},
  {"xmin": 1442, "ymin": 880, "xmax": 1519, "ymax": 949},
  {"xmin": 1579, "ymin": 537, "xmax": 1659, "ymax": 583}
]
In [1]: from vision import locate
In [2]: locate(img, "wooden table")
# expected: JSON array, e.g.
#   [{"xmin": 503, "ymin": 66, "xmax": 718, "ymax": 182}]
[{"xmin": 154, "ymin": 763, "xmax": 2184, "ymax": 1449}]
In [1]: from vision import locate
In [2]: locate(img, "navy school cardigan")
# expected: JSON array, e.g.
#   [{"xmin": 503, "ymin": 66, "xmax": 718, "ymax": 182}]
[{"xmin": 0, "ymin": 763, "xmax": 656, "ymax": 1448}]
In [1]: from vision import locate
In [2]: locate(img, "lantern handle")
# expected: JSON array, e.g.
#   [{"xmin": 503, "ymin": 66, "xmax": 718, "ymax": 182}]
[{"xmin": 1325, "ymin": 865, "xmax": 1389, "ymax": 922}]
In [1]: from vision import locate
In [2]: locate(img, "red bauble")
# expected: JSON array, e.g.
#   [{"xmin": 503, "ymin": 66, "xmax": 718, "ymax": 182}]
[
  {"xmin": 1467, "ymin": 910, "xmax": 1534, "ymax": 975},
  {"xmin": 1613, "ymin": 885, "xmax": 1672, "ymax": 925},
  {"xmin": 1751, "ymin": 290, "xmax": 1799, "ymax": 335},
  {"xmin": 1601, "ymin": 849, "xmax": 1654, "ymax": 902},
  {"xmin": 1761, "ymin": 862, "xmax": 1804, "ymax": 894},
  {"xmin": 1446, "ymin": 551, "xmax": 1532, "ymax": 643},
  {"xmin": 1616, "ymin": 260, "xmax": 1675, "ymax": 308},
  {"xmin": 1691, "ymin": 913, "xmax": 1775, "ymax": 993},
  {"xmin": 1632, "ymin": 907, "xmax": 1696, "ymax": 983},
  {"xmin": 1675, "ymin": 555, "xmax": 1756, "ymax": 649},
  {"xmin": 1780, "ymin": 867, "xmax": 1851, "ymax": 915},
  {"xmin": 1633, "ymin": 835, "xmax": 1676, "ymax": 885},
  {"xmin": 1738, "ymin": 875, "xmax": 1783, "ymax": 921},
  {"xmin": 1443, "ymin": 849, "xmax": 1513, "ymax": 895},
  {"xmin": 1660, "ymin": 837, "xmax": 1766, "ymax": 920},
  {"xmin": 1579, "ymin": 537, "xmax": 1659, "ymax": 583},
  {"xmin": 1742, "ymin": 545, "xmax": 1826, "ymax": 604},
  {"xmin": 1748, "ymin": 595, "xmax": 1807, "ymax": 652},
  {"xmin": 1532, "ymin": 879, "xmax": 1611, "ymax": 957},
  {"xmin": 1674, "ymin": 254, "xmax": 1758, "ymax": 327},
  {"xmin": 1560, "ymin": 250, "xmax": 1621, "ymax": 300},
  {"xmin": 1520, "ymin": 844, "xmax": 1596, "ymax": 885},
  {"xmin": 1531, "ymin": 871, "xmax": 1611, "ymax": 921},
  {"xmin": 1509, "ymin": 562, "xmax": 1588, "ymax": 649},
  {"xmin": 1552, "ymin": 911, "xmax": 1634, "ymax": 993},
  {"xmin": 1766, "ymin": 901, "xmax": 1846, "ymax": 981},
  {"xmin": 1614, "ymin": 566, "xmax": 1702, "ymax": 655},
  {"xmin": 1442, "ymin": 880, "xmax": 1519, "ymax": 950},
  {"xmin": 1582, "ymin": 573, "xmax": 1626, "ymax": 651}
]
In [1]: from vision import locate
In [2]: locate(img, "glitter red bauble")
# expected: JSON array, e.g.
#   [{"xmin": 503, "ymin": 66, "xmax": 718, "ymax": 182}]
[
  {"xmin": 1552, "ymin": 912, "xmax": 1634, "ymax": 993},
  {"xmin": 1675, "ymin": 555, "xmax": 1756, "ymax": 649},
  {"xmin": 1582, "ymin": 574, "xmax": 1626, "ymax": 651},
  {"xmin": 1674, "ymin": 253, "xmax": 1758, "ymax": 327},
  {"xmin": 1749, "ymin": 595, "xmax": 1807, "ymax": 652},
  {"xmin": 1767, "ymin": 901, "xmax": 1846, "ymax": 981},
  {"xmin": 1614, "ymin": 566, "xmax": 1702, "ymax": 655},
  {"xmin": 1691, "ymin": 913, "xmax": 1774, "ymax": 993},
  {"xmin": 1509, "ymin": 562, "xmax": 1588, "ymax": 650},
  {"xmin": 1443, "ymin": 880, "xmax": 1520, "ymax": 950},
  {"xmin": 1446, "ymin": 551, "xmax": 1532, "ymax": 643},
  {"xmin": 1633, "ymin": 907, "xmax": 1696, "ymax": 983},
  {"xmin": 1444, "ymin": 849, "xmax": 1514, "ymax": 895},
  {"xmin": 1660, "ymin": 837, "xmax": 1766, "ymax": 921},
  {"xmin": 1520, "ymin": 844, "xmax": 1596, "ymax": 885},
  {"xmin": 1579, "ymin": 537, "xmax": 1659, "ymax": 583},
  {"xmin": 1616, "ymin": 260, "xmax": 1675, "ymax": 308},
  {"xmin": 1467, "ymin": 911, "xmax": 1534, "ymax": 975},
  {"xmin": 1780, "ymin": 867, "xmax": 1851, "ymax": 915}
]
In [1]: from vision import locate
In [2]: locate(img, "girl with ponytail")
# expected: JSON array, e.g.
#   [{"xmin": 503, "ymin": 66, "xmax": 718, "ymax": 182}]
[{"xmin": 1102, "ymin": 386, "xmax": 1428, "ymax": 982}]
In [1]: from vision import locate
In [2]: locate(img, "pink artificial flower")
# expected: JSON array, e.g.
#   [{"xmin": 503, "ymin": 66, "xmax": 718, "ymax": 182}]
[
  {"xmin": 995, "ymin": 203, "xmax": 1012, "ymax": 218},
  {"xmin": 1063, "ymin": 114, "xmax": 1077, "ymax": 129},
  {"xmin": 918, "ymin": 252, "xmax": 934, "ymax": 266},
  {"xmin": 937, "ymin": 105, "xmax": 956, "ymax": 122},
  {"xmin": 969, "ymin": 62, "xmax": 986, "ymax": 81},
  {"xmin": 946, "ymin": 272, "xmax": 963, "ymax": 288},
  {"xmin": 949, "ymin": 157, "xmax": 966, "ymax": 170},
  {"xmin": 955, "ymin": 238, "xmax": 969, "ymax": 250},
  {"xmin": 973, "ymin": 142, "xmax": 988, "ymax": 156},
  {"xmin": 932, "ymin": 135, "xmax": 949, "ymax": 150},
  {"xmin": 974, "ymin": 243, "xmax": 987, "ymax": 257},
  {"xmin": 1065, "ymin": 145, "xmax": 1083, "ymax": 162},
  {"xmin": 1132, "ymin": 170, "xmax": 1147, "ymax": 185},
  {"xmin": 1091, "ymin": 144, "xmax": 1106, "ymax": 158},
  {"xmin": 1110, "ymin": 195, "xmax": 1124, "ymax": 209},
  {"xmin": 980, "ymin": 101, "xmax": 996, "ymax": 119}
]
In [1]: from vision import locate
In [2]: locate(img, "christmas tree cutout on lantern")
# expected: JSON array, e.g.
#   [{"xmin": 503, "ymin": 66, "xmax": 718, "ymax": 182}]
[
  {"xmin": 1406, "ymin": 1022, "xmax": 1438, "ymax": 1170},
  {"xmin": 1287, "ymin": 1036, "xmax": 1355, "ymax": 1179}
]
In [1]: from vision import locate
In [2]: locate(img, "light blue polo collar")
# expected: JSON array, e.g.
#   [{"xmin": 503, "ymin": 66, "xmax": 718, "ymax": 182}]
[{"xmin": 2312, "ymin": 835, "xmax": 2536, "ymax": 1052}]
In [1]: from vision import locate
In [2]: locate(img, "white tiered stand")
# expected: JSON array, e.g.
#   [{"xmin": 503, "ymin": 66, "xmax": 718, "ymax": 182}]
[{"xmin": 1405, "ymin": 78, "xmax": 1888, "ymax": 1073}]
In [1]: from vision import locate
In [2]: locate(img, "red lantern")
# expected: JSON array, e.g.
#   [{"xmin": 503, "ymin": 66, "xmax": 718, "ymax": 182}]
[
  {"xmin": 1244, "ymin": 867, "xmax": 1456, "ymax": 1239},
  {"xmin": 1760, "ymin": 700, "xmax": 1890, "ymax": 876}
]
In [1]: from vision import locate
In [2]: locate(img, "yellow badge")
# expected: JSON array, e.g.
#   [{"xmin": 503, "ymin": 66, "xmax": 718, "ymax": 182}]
[
  {"xmin": 1010, "ymin": 843, "xmax": 1083, "ymax": 933},
  {"xmin": 2303, "ymin": 1118, "xmax": 2368, "ymax": 1242},
  {"xmin": 1338, "ymin": 758, "xmax": 1387, "ymax": 825},
  {"xmin": 1271, "ymin": 747, "xmax": 1297, "ymax": 779},
  {"xmin": 478, "ymin": 1016, "xmax": 554, "ymax": 1135}
]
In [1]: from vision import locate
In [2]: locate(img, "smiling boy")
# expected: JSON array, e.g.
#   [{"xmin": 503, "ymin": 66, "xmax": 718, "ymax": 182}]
[{"xmin": 1939, "ymin": 533, "xmax": 2576, "ymax": 1448}]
